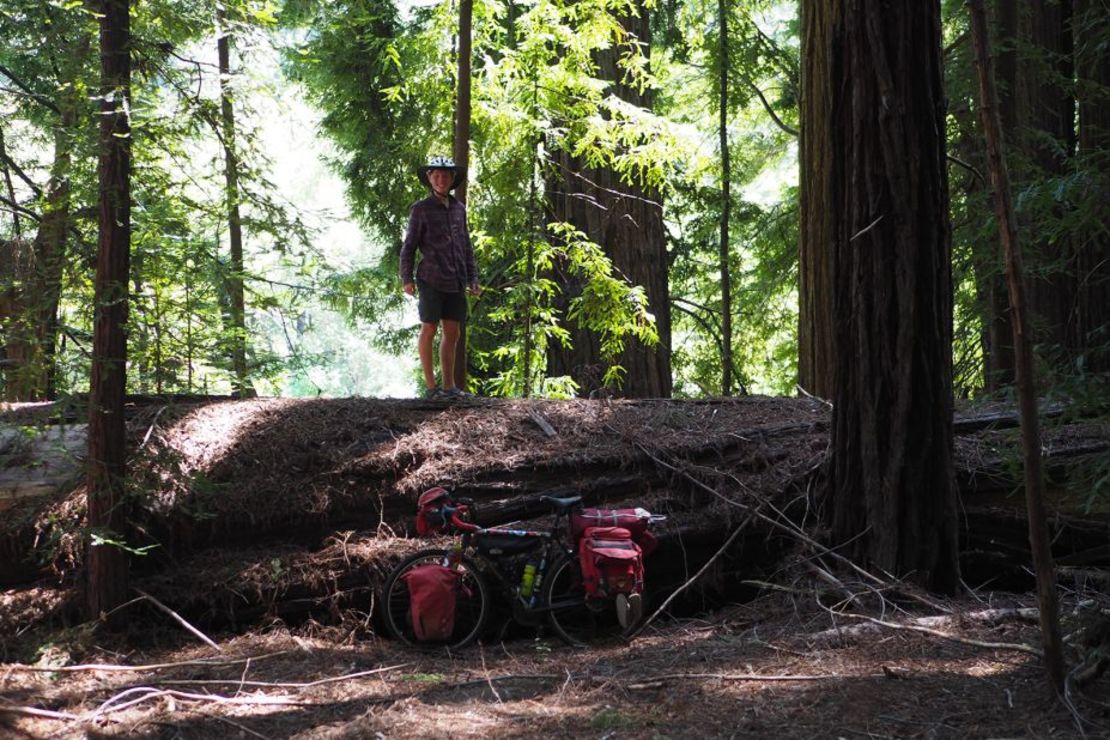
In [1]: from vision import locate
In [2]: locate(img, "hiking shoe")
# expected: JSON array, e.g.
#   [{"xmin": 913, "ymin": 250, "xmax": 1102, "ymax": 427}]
[
  {"xmin": 443, "ymin": 386, "xmax": 475, "ymax": 399},
  {"xmin": 615, "ymin": 592, "xmax": 643, "ymax": 630},
  {"xmin": 423, "ymin": 387, "xmax": 447, "ymax": 400}
]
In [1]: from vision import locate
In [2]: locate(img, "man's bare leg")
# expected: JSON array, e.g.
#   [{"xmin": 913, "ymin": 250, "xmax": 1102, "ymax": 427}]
[
  {"xmin": 418, "ymin": 322, "xmax": 439, "ymax": 390},
  {"xmin": 440, "ymin": 319, "xmax": 460, "ymax": 390}
]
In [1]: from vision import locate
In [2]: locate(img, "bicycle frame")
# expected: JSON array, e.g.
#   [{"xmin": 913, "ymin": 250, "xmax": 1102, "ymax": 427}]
[{"xmin": 447, "ymin": 505, "xmax": 580, "ymax": 617}]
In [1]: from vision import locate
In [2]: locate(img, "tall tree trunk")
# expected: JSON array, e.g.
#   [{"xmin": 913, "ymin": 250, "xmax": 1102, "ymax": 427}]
[
  {"xmin": 1073, "ymin": 0, "xmax": 1110, "ymax": 372},
  {"xmin": 87, "ymin": 0, "xmax": 131, "ymax": 623},
  {"xmin": 546, "ymin": 1, "xmax": 671, "ymax": 398},
  {"xmin": 983, "ymin": 0, "xmax": 1021, "ymax": 390},
  {"xmin": 218, "ymin": 16, "xmax": 249, "ymax": 397},
  {"xmin": 969, "ymin": 0, "xmax": 1066, "ymax": 693},
  {"xmin": 717, "ymin": 0, "xmax": 734, "ymax": 397},
  {"xmin": 452, "ymin": 0, "xmax": 473, "ymax": 392},
  {"xmin": 797, "ymin": 0, "xmax": 835, "ymax": 399},
  {"xmin": 1022, "ymin": 0, "xmax": 1077, "ymax": 366},
  {"xmin": 826, "ymin": 1, "xmax": 960, "ymax": 592},
  {"xmin": 2, "ymin": 93, "xmax": 80, "ymax": 400}
]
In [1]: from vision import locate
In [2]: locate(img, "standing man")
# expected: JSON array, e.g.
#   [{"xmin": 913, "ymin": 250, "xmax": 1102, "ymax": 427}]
[{"xmin": 400, "ymin": 156, "xmax": 480, "ymax": 399}]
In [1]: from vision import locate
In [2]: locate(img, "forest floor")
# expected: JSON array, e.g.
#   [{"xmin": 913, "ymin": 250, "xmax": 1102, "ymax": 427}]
[
  {"xmin": 2, "ymin": 586, "xmax": 1109, "ymax": 738},
  {"xmin": 2, "ymin": 394, "xmax": 1109, "ymax": 736}
]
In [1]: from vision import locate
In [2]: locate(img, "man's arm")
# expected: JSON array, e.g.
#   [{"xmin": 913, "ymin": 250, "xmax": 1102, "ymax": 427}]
[
  {"xmin": 399, "ymin": 205, "xmax": 421, "ymax": 292},
  {"xmin": 462, "ymin": 206, "xmax": 479, "ymax": 293}
]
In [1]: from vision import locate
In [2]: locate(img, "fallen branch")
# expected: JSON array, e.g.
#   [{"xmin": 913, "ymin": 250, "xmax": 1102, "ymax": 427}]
[
  {"xmin": 134, "ymin": 588, "xmax": 221, "ymax": 651},
  {"xmin": 822, "ymin": 611, "xmax": 1042, "ymax": 657},
  {"xmin": 137, "ymin": 405, "xmax": 168, "ymax": 451},
  {"xmin": 809, "ymin": 607, "xmax": 1040, "ymax": 645},
  {"xmin": 626, "ymin": 671, "xmax": 884, "ymax": 689},
  {"xmin": 526, "ymin": 408, "xmax": 557, "ymax": 438},
  {"xmin": 94, "ymin": 686, "xmax": 306, "ymax": 719},
  {"xmin": 442, "ymin": 673, "xmax": 561, "ymax": 690},
  {"xmin": 5, "ymin": 651, "xmax": 289, "ymax": 673},
  {"xmin": 630, "ymin": 518, "xmax": 752, "ymax": 637},
  {"xmin": 630, "ymin": 433, "xmax": 951, "ymax": 615},
  {"xmin": 132, "ymin": 663, "xmax": 409, "ymax": 691},
  {"xmin": 0, "ymin": 703, "xmax": 82, "ymax": 721}
]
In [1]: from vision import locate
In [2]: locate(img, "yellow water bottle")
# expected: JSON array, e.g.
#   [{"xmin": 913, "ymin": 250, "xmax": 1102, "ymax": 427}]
[{"xmin": 520, "ymin": 562, "xmax": 537, "ymax": 598}]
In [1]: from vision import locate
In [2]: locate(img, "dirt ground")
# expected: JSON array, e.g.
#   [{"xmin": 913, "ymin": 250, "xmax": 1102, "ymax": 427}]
[{"xmin": 3, "ymin": 585, "xmax": 1108, "ymax": 739}]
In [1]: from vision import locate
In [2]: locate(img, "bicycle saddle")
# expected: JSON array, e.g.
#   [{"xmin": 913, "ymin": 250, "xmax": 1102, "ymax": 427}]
[{"xmin": 540, "ymin": 495, "xmax": 582, "ymax": 512}]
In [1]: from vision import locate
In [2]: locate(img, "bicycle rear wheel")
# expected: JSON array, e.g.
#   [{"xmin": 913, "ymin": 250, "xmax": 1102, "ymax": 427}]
[
  {"xmin": 381, "ymin": 548, "xmax": 489, "ymax": 649},
  {"xmin": 542, "ymin": 556, "xmax": 636, "ymax": 646}
]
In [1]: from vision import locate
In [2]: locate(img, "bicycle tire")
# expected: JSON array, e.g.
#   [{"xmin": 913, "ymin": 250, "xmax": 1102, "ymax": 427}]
[
  {"xmin": 542, "ymin": 556, "xmax": 636, "ymax": 646},
  {"xmin": 381, "ymin": 548, "xmax": 490, "ymax": 649}
]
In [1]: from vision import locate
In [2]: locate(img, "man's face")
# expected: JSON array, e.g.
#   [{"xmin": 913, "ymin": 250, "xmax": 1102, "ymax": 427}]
[{"xmin": 428, "ymin": 168, "xmax": 454, "ymax": 194}]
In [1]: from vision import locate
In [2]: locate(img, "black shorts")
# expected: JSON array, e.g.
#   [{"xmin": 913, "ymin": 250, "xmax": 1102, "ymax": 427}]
[{"xmin": 417, "ymin": 279, "xmax": 468, "ymax": 323}]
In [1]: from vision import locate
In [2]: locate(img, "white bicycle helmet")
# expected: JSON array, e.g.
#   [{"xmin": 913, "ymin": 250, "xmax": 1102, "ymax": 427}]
[{"xmin": 417, "ymin": 155, "xmax": 466, "ymax": 191}]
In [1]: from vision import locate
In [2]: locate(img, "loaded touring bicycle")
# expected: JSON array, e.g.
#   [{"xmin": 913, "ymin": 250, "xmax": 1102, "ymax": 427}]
[{"xmin": 381, "ymin": 487, "xmax": 665, "ymax": 648}]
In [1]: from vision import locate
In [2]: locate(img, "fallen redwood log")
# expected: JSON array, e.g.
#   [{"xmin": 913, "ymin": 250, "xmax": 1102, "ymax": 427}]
[{"xmin": 1, "ymin": 396, "xmax": 1106, "ymax": 593}]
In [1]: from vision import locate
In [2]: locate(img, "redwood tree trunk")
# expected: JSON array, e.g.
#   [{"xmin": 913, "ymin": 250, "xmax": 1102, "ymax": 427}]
[
  {"xmin": 87, "ymin": 0, "xmax": 131, "ymax": 622},
  {"xmin": 1073, "ymin": 0, "xmax": 1110, "ymax": 372},
  {"xmin": 452, "ymin": 0, "xmax": 473, "ymax": 392},
  {"xmin": 546, "ymin": 1, "xmax": 671, "ymax": 398},
  {"xmin": 1022, "ymin": 0, "xmax": 1077, "ymax": 366},
  {"xmin": 983, "ymin": 0, "xmax": 1021, "ymax": 390},
  {"xmin": 826, "ymin": 1, "xmax": 960, "ymax": 592},
  {"xmin": 797, "ymin": 0, "xmax": 836, "ymax": 399},
  {"xmin": 717, "ymin": 0, "xmax": 734, "ymax": 397},
  {"xmin": 218, "ymin": 18, "xmax": 249, "ymax": 397}
]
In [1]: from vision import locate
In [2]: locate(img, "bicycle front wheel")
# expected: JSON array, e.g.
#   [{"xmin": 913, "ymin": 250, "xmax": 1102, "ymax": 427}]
[
  {"xmin": 542, "ymin": 556, "xmax": 635, "ymax": 646},
  {"xmin": 381, "ymin": 548, "xmax": 490, "ymax": 649}
]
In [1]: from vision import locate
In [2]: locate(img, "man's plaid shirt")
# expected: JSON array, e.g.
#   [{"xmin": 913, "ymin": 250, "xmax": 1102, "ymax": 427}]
[{"xmin": 399, "ymin": 194, "xmax": 477, "ymax": 293}]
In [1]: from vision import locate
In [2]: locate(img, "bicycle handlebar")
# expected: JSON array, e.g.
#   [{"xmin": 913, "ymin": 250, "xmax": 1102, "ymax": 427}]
[{"xmin": 449, "ymin": 508, "xmax": 479, "ymax": 533}]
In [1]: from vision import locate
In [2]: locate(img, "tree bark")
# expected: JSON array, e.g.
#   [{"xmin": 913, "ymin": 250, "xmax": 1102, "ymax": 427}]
[
  {"xmin": 1022, "ymin": 0, "xmax": 1077, "ymax": 367},
  {"xmin": 1, "ymin": 70, "xmax": 83, "ymax": 401},
  {"xmin": 218, "ymin": 16, "xmax": 250, "ymax": 397},
  {"xmin": 825, "ymin": 1, "xmax": 960, "ymax": 593},
  {"xmin": 797, "ymin": 0, "xmax": 836, "ymax": 399},
  {"xmin": 87, "ymin": 0, "xmax": 131, "ymax": 623},
  {"xmin": 983, "ymin": 0, "xmax": 1021, "ymax": 390},
  {"xmin": 546, "ymin": 1, "xmax": 671, "ymax": 398},
  {"xmin": 717, "ymin": 0, "xmax": 734, "ymax": 397},
  {"xmin": 1073, "ymin": 0, "xmax": 1110, "ymax": 372},
  {"xmin": 968, "ymin": 0, "xmax": 1066, "ymax": 694},
  {"xmin": 452, "ymin": 0, "xmax": 473, "ymax": 392}
]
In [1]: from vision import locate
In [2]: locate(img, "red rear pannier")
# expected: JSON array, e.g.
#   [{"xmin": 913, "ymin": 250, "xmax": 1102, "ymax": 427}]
[
  {"xmin": 401, "ymin": 564, "xmax": 458, "ymax": 641},
  {"xmin": 570, "ymin": 508, "xmax": 656, "ymax": 555},
  {"xmin": 578, "ymin": 526, "xmax": 644, "ymax": 599}
]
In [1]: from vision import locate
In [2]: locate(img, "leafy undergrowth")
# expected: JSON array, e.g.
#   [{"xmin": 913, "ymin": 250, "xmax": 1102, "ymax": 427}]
[{"xmin": 3, "ymin": 586, "xmax": 1108, "ymax": 738}]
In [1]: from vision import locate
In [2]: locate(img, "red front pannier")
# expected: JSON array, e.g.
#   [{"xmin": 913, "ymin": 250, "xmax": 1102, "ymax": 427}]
[
  {"xmin": 578, "ymin": 526, "xmax": 644, "ymax": 599},
  {"xmin": 570, "ymin": 507, "xmax": 657, "ymax": 555},
  {"xmin": 415, "ymin": 487, "xmax": 452, "ymax": 536},
  {"xmin": 401, "ymin": 564, "xmax": 458, "ymax": 641}
]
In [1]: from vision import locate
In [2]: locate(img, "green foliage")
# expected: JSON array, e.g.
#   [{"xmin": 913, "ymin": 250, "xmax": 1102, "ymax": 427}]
[
  {"xmin": 283, "ymin": 0, "xmax": 685, "ymax": 396},
  {"xmin": 486, "ymin": 221, "xmax": 659, "ymax": 394},
  {"xmin": 1, "ymin": 0, "xmax": 321, "ymax": 398},
  {"xmin": 9, "ymin": 0, "xmax": 1099, "ymax": 407},
  {"xmin": 657, "ymin": 2, "xmax": 799, "ymax": 395}
]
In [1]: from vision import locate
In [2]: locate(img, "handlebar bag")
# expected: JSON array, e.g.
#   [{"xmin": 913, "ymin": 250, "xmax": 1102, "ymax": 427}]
[
  {"xmin": 578, "ymin": 526, "xmax": 644, "ymax": 599},
  {"xmin": 401, "ymin": 563, "xmax": 459, "ymax": 641},
  {"xmin": 570, "ymin": 508, "xmax": 657, "ymax": 555}
]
